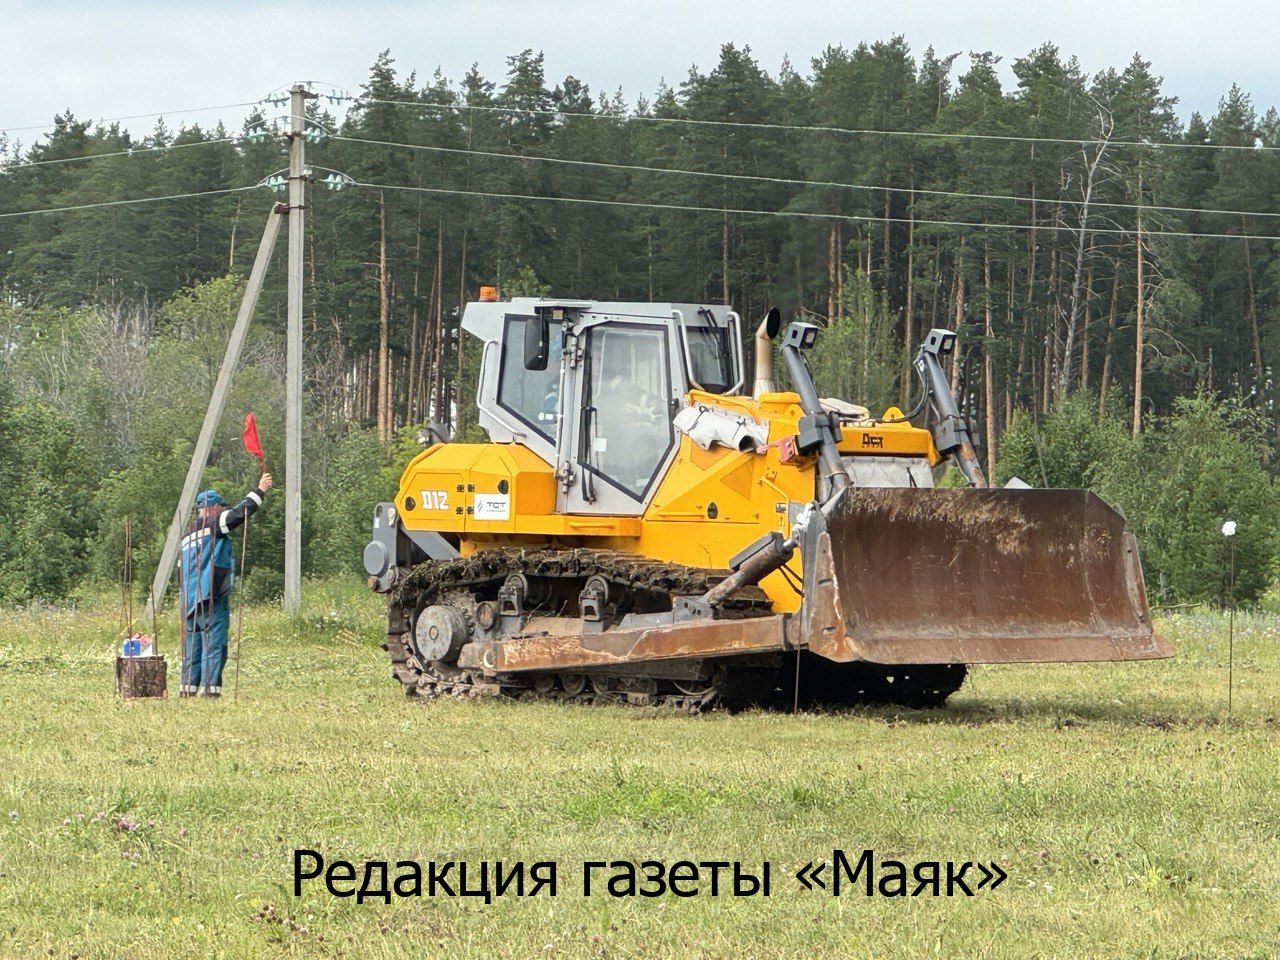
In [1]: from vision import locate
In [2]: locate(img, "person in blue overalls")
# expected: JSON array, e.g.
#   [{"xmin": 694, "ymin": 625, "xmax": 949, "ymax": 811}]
[{"xmin": 180, "ymin": 473, "xmax": 272, "ymax": 697}]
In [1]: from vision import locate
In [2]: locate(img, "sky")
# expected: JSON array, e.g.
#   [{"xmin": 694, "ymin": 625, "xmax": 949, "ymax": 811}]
[{"xmin": 3, "ymin": 0, "xmax": 1278, "ymax": 142}]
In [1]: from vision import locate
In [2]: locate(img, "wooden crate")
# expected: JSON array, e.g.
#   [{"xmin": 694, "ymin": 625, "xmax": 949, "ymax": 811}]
[{"xmin": 116, "ymin": 655, "xmax": 168, "ymax": 699}]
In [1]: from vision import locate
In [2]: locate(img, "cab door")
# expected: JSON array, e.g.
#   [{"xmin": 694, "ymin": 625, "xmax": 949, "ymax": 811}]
[{"xmin": 560, "ymin": 317, "xmax": 680, "ymax": 516}]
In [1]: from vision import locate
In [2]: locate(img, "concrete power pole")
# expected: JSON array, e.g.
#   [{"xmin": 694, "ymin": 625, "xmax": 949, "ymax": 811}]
[
  {"xmin": 284, "ymin": 83, "xmax": 309, "ymax": 616},
  {"xmin": 149, "ymin": 207, "xmax": 285, "ymax": 610}
]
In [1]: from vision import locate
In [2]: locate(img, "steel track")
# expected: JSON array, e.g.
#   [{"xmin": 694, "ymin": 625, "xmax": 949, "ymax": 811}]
[{"xmin": 383, "ymin": 548, "xmax": 964, "ymax": 711}]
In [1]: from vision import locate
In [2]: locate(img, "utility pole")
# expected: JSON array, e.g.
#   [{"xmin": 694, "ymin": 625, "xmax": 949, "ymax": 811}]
[
  {"xmin": 1132, "ymin": 159, "xmax": 1146, "ymax": 438},
  {"xmin": 284, "ymin": 82, "xmax": 310, "ymax": 616},
  {"xmin": 149, "ymin": 207, "xmax": 285, "ymax": 610},
  {"xmin": 1133, "ymin": 212, "xmax": 1145, "ymax": 437}
]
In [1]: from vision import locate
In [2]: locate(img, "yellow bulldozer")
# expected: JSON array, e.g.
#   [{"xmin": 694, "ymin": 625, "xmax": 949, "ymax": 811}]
[{"xmin": 364, "ymin": 299, "xmax": 1170, "ymax": 710}]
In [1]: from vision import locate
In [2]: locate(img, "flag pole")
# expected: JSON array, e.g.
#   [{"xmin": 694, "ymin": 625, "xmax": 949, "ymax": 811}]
[
  {"xmin": 177, "ymin": 504, "xmax": 193, "ymax": 697},
  {"xmin": 233, "ymin": 514, "xmax": 249, "ymax": 702},
  {"xmin": 235, "ymin": 412, "xmax": 266, "ymax": 701}
]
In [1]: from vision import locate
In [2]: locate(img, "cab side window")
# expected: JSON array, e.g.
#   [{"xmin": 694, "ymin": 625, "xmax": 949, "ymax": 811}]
[
  {"xmin": 685, "ymin": 325, "xmax": 734, "ymax": 394},
  {"xmin": 497, "ymin": 315, "xmax": 562, "ymax": 441}
]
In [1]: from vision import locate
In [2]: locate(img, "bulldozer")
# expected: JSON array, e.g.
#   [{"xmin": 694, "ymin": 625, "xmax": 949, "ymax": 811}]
[{"xmin": 364, "ymin": 298, "xmax": 1171, "ymax": 710}]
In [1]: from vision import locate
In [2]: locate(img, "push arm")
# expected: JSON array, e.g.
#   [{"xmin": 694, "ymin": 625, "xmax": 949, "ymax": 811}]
[{"xmin": 915, "ymin": 329, "xmax": 986, "ymax": 488}]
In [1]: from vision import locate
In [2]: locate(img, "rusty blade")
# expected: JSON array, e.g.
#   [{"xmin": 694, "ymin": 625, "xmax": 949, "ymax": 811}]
[{"xmin": 803, "ymin": 487, "xmax": 1172, "ymax": 665}]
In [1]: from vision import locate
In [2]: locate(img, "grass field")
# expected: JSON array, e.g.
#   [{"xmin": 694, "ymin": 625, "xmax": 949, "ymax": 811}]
[{"xmin": 1, "ymin": 582, "xmax": 1277, "ymax": 959}]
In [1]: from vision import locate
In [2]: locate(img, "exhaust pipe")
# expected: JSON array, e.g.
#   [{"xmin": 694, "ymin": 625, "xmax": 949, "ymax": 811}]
[{"xmin": 752, "ymin": 306, "xmax": 782, "ymax": 398}]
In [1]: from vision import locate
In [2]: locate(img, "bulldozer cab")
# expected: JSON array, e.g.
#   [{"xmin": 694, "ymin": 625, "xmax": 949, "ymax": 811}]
[{"xmin": 465, "ymin": 299, "xmax": 745, "ymax": 516}]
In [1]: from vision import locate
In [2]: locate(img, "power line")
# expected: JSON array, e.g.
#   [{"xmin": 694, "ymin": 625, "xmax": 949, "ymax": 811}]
[
  {"xmin": 0, "ymin": 185, "xmax": 261, "ymax": 220},
  {"xmin": 350, "ymin": 179, "xmax": 1280, "ymax": 242},
  {"xmin": 334, "ymin": 134, "xmax": 1280, "ymax": 222},
  {"xmin": 0, "ymin": 159, "xmax": 1271, "ymax": 242},
  {"xmin": 0, "ymin": 101, "xmax": 261, "ymax": 138},
  {"xmin": 4, "ymin": 84, "xmax": 1272, "ymax": 158},
  {"xmin": 8, "ymin": 122, "xmax": 1273, "ymax": 223},
  {"xmin": 355, "ymin": 93, "xmax": 1280, "ymax": 154},
  {"xmin": 2, "ymin": 137, "xmax": 238, "ymax": 172}
]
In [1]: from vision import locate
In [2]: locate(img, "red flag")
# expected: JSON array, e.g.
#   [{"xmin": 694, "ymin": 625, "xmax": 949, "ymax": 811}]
[{"xmin": 242, "ymin": 412, "xmax": 266, "ymax": 468}]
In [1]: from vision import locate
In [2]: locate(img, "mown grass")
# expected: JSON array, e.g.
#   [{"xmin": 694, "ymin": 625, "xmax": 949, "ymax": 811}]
[{"xmin": 1, "ymin": 583, "xmax": 1277, "ymax": 959}]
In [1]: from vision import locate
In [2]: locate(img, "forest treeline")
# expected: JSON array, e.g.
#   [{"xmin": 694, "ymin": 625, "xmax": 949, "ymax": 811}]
[{"xmin": 2, "ymin": 40, "xmax": 1279, "ymax": 604}]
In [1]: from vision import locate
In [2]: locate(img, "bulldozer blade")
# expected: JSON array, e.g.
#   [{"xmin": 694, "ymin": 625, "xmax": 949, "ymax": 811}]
[{"xmin": 799, "ymin": 487, "xmax": 1171, "ymax": 665}]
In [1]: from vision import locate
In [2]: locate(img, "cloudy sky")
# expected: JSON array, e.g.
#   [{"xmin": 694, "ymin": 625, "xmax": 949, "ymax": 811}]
[{"xmin": 3, "ymin": 0, "xmax": 1277, "ymax": 140}]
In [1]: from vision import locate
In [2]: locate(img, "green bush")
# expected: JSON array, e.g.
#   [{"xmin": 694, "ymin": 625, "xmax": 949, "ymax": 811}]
[
  {"xmin": 996, "ymin": 393, "xmax": 1135, "ymax": 489},
  {"xmin": 0, "ymin": 395, "xmax": 99, "ymax": 603},
  {"xmin": 1096, "ymin": 395, "xmax": 1279, "ymax": 605},
  {"xmin": 238, "ymin": 568, "xmax": 284, "ymax": 605},
  {"xmin": 309, "ymin": 427, "xmax": 409, "ymax": 575},
  {"xmin": 998, "ymin": 392, "xmax": 1279, "ymax": 605}
]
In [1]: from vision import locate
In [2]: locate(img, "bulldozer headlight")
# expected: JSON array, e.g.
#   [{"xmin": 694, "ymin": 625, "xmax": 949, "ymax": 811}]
[
  {"xmin": 927, "ymin": 329, "xmax": 957, "ymax": 356},
  {"xmin": 363, "ymin": 541, "xmax": 389, "ymax": 578},
  {"xmin": 784, "ymin": 322, "xmax": 820, "ymax": 351}
]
